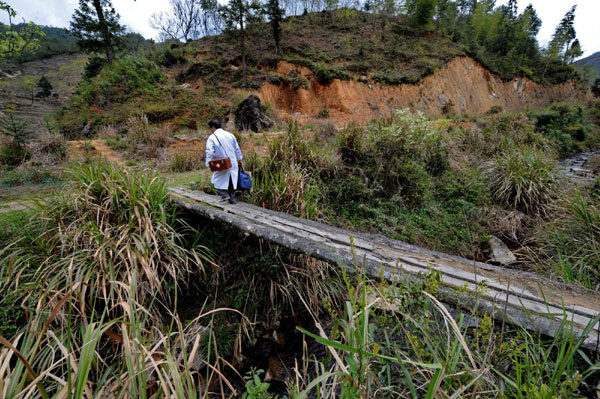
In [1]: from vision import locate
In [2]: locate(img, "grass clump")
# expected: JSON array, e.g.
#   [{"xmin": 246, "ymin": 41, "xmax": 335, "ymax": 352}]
[
  {"xmin": 485, "ymin": 147, "xmax": 559, "ymax": 216},
  {"xmin": 248, "ymin": 121, "xmax": 323, "ymax": 219},
  {"xmin": 534, "ymin": 189, "xmax": 600, "ymax": 290},
  {"xmin": 2, "ymin": 161, "xmax": 211, "ymax": 319},
  {"xmin": 168, "ymin": 151, "xmax": 204, "ymax": 172}
]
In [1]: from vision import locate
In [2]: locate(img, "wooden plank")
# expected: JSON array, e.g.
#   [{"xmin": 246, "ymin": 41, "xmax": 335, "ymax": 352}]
[{"xmin": 170, "ymin": 188, "xmax": 600, "ymax": 350}]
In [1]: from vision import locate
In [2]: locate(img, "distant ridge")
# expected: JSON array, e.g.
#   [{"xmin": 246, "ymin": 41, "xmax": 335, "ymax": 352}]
[{"xmin": 576, "ymin": 51, "xmax": 600, "ymax": 76}]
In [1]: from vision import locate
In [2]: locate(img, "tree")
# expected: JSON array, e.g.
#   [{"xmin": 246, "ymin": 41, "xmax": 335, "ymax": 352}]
[
  {"xmin": 0, "ymin": 112, "xmax": 32, "ymax": 148},
  {"xmin": 150, "ymin": 0, "xmax": 220, "ymax": 42},
  {"xmin": 0, "ymin": 1, "xmax": 44, "ymax": 57},
  {"xmin": 564, "ymin": 38, "xmax": 582, "ymax": 64},
  {"xmin": 547, "ymin": 5, "xmax": 578, "ymax": 63},
  {"xmin": 36, "ymin": 76, "xmax": 52, "ymax": 98},
  {"xmin": 70, "ymin": 0, "xmax": 124, "ymax": 63},
  {"xmin": 407, "ymin": 0, "xmax": 437, "ymax": 30},
  {"xmin": 592, "ymin": 78, "xmax": 600, "ymax": 98},
  {"xmin": 220, "ymin": 0, "xmax": 262, "ymax": 83},
  {"xmin": 265, "ymin": 0, "xmax": 284, "ymax": 53}
]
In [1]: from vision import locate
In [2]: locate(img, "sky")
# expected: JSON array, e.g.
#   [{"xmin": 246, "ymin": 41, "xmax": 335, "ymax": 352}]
[{"xmin": 1, "ymin": 0, "xmax": 599, "ymax": 58}]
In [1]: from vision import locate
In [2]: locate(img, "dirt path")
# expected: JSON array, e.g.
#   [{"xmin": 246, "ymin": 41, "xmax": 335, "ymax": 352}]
[{"xmin": 68, "ymin": 140, "xmax": 124, "ymax": 164}]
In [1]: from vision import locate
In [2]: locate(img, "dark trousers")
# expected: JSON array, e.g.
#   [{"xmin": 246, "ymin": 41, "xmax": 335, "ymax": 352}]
[{"xmin": 218, "ymin": 176, "xmax": 236, "ymax": 200}]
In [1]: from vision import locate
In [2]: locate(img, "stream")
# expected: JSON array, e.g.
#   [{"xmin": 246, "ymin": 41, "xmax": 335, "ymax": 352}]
[{"xmin": 559, "ymin": 151, "xmax": 599, "ymax": 184}]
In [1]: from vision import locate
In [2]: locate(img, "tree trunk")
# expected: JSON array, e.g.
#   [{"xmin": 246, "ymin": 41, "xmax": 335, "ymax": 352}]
[
  {"xmin": 92, "ymin": 0, "xmax": 114, "ymax": 63},
  {"xmin": 239, "ymin": 6, "xmax": 246, "ymax": 83}
]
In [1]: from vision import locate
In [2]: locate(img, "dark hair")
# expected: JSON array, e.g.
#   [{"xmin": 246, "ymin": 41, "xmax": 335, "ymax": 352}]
[{"xmin": 208, "ymin": 119, "xmax": 222, "ymax": 129}]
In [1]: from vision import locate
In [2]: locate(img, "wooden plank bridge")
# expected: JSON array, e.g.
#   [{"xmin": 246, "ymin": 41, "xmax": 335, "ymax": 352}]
[{"xmin": 170, "ymin": 187, "xmax": 600, "ymax": 350}]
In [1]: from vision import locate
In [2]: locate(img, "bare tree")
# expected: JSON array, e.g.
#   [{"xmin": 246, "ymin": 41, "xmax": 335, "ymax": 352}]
[{"xmin": 150, "ymin": 0, "xmax": 221, "ymax": 42}]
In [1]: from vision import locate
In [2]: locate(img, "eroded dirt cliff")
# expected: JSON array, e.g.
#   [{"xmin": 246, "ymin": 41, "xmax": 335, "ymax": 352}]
[{"xmin": 259, "ymin": 57, "xmax": 591, "ymax": 123}]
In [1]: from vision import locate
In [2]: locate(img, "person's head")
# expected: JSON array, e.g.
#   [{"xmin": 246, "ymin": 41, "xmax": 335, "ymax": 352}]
[{"xmin": 208, "ymin": 119, "xmax": 222, "ymax": 132}]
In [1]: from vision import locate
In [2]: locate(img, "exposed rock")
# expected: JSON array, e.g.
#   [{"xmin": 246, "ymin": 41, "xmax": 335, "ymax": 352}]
[
  {"xmin": 82, "ymin": 122, "xmax": 92, "ymax": 137},
  {"xmin": 489, "ymin": 236, "xmax": 517, "ymax": 265},
  {"xmin": 234, "ymin": 94, "xmax": 273, "ymax": 133}
]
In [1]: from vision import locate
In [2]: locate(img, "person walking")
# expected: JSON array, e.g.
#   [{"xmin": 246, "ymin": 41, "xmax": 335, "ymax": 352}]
[{"xmin": 205, "ymin": 119, "xmax": 243, "ymax": 204}]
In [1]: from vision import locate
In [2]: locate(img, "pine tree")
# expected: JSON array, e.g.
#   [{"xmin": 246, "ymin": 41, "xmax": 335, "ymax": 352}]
[
  {"xmin": 220, "ymin": 0, "xmax": 261, "ymax": 83},
  {"xmin": 592, "ymin": 79, "xmax": 600, "ymax": 98},
  {"xmin": 265, "ymin": 0, "xmax": 284, "ymax": 54},
  {"xmin": 70, "ymin": 0, "xmax": 124, "ymax": 63},
  {"xmin": 0, "ymin": 113, "xmax": 32, "ymax": 147},
  {"xmin": 36, "ymin": 76, "xmax": 53, "ymax": 98},
  {"xmin": 407, "ymin": 0, "xmax": 437, "ymax": 30}
]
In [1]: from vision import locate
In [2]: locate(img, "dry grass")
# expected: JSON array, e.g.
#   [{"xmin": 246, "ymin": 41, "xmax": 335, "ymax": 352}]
[{"xmin": 126, "ymin": 115, "xmax": 174, "ymax": 159}]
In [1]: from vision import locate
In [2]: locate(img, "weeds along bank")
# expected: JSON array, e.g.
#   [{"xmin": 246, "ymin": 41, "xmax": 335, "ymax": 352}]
[
  {"xmin": 239, "ymin": 102, "xmax": 600, "ymax": 291},
  {"xmin": 1, "ymin": 162, "xmax": 600, "ymax": 398}
]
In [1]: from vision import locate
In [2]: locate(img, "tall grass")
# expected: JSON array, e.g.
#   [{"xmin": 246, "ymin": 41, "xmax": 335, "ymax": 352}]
[
  {"xmin": 290, "ymin": 262, "xmax": 600, "ymax": 399},
  {"xmin": 248, "ymin": 120, "xmax": 324, "ymax": 219},
  {"xmin": 485, "ymin": 147, "xmax": 559, "ymax": 216},
  {"xmin": 251, "ymin": 162, "xmax": 321, "ymax": 219},
  {"xmin": 1, "ymin": 161, "xmax": 212, "ymax": 320},
  {"xmin": 0, "ymin": 295, "xmax": 246, "ymax": 398},
  {"xmin": 536, "ymin": 191, "xmax": 600, "ymax": 290}
]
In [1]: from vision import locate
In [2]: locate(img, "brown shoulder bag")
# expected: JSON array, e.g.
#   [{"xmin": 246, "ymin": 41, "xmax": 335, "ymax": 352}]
[{"xmin": 208, "ymin": 133, "xmax": 232, "ymax": 171}]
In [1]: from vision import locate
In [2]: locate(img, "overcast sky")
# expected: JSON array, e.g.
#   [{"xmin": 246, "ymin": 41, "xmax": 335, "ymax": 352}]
[{"xmin": 1, "ymin": 0, "xmax": 599, "ymax": 58}]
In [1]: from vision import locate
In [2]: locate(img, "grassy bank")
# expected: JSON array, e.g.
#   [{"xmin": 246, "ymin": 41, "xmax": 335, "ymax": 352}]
[{"xmin": 1, "ymin": 160, "xmax": 599, "ymax": 397}]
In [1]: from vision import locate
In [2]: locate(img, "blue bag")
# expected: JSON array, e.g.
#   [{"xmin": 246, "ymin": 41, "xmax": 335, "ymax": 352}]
[{"xmin": 238, "ymin": 167, "xmax": 252, "ymax": 190}]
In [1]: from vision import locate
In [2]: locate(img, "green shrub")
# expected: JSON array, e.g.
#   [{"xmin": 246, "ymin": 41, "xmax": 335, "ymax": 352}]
[
  {"xmin": 142, "ymin": 102, "xmax": 179, "ymax": 122},
  {"xmin": 486, "ymin": 105, "xmax": 503, "ymax": 115},
  {"xmin": 157, "ymin": 47, "xmax": 187, "ymax": 67},
  {"xmin": 105, "ymin": 136, "xmax": 128, "ymax": 151},
  {"xmin": 177, "ymin": 61, "xmax": 221, "ymax": 83},
  {"xmin": 478, "ymin": 113, "xmax": 548, "ymax": 156},
  {"xmin": 485, "ymin": 147, "xmax": 558, "ymax": 215},
  {"xmin": 75, "ymin": 56, "xmax": 164, "ymax": 106},
  {"xmin": 314, "ymin": 63, "xmax": 351, "ymax": 84},
  {"xmin": 415, "ymin": 57, "xmax": 438, "ymax": 75},
  {"xmin": 291, "ymin": 76, "xmax": 310, "ymax": 90},
  {"xmin": 0, "ymin": 168, "xmax": 61, "ymax": 188},
  {"xmin": 533, "ymin": 103, "xmax": 590, "ymax": 157},
  {"xmin": 83, "ymin": 55, "xmax": 106, "ymax": 80},
  {"xmin": 0, "ymin": 144, "xmax": 29, "ymax": 166}
]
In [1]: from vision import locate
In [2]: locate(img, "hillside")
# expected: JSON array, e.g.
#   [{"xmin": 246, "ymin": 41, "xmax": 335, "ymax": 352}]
[
  {"xmin": 0, "ymin": 54, "xmax": 87, "ymax": 130},
  {"xmin": 0, "ymin": 25, "xmax": 79, "ymax": 70},
  {"xmin": 576, "ymin": 51, "xmax": 600, "ymax": 76},
  {"xmin": 56, "ymin": 10, "xmax": 590, "ymax": 136}
]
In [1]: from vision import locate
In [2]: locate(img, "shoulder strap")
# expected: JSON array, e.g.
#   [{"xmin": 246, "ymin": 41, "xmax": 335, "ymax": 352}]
[{"xmin": 211, "ymin": 132, "xmax": 226, "ymax": 152}]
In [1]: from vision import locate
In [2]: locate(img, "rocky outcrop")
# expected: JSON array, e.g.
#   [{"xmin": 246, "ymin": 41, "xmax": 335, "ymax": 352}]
[{"xmin": 259, "ymin": 57, "xmax": 591, "ymax": 123}]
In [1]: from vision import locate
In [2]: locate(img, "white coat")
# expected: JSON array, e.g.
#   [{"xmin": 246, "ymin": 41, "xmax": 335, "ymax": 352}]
[{"xmin": 205, "ymin": 128, "xmax": 243, "ymax": 190}]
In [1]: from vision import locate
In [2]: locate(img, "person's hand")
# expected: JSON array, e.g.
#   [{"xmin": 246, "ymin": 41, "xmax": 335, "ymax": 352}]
[{"xmin": 238, "ymin": 160, "xmax": 242, "ymax": 166}]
